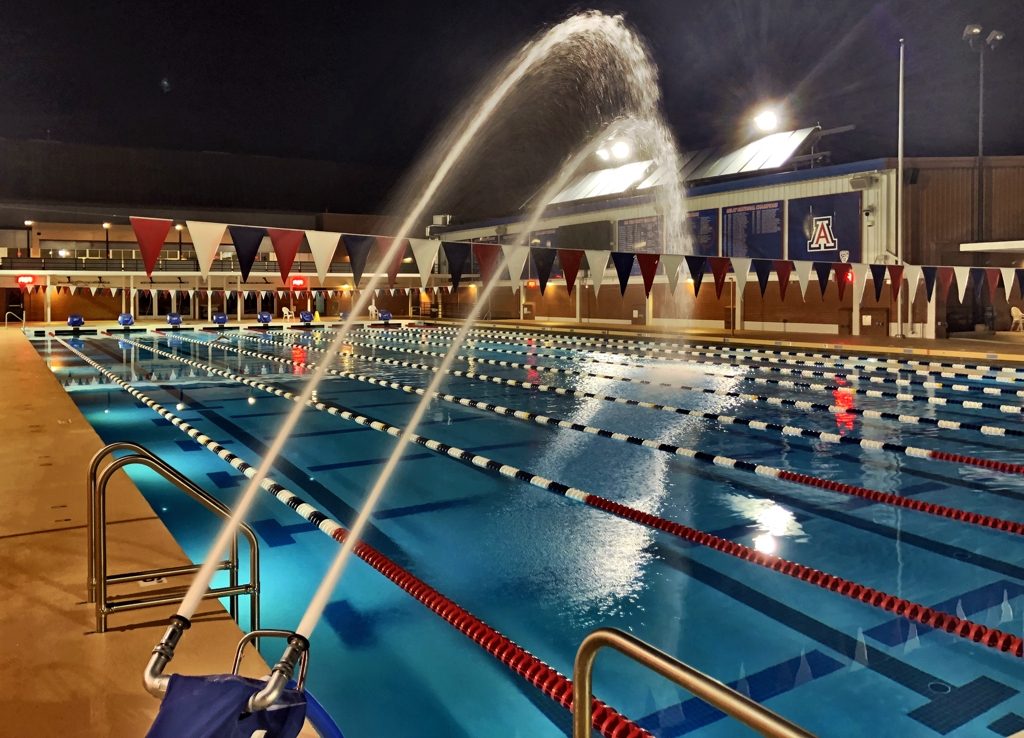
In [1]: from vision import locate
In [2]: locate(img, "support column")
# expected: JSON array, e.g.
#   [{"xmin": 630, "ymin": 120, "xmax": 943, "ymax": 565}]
[
  {"xmin": 852, "ymin": 287, "xmax": 861, "ymax": 337},
  {"xmin": 151, "ymin": 287, "xmax": 158, "ymax": 318},
  {"xmin": 519, "ymin": 287, "xmax": 525, "ymax": 320},
  {"xmin": 645, "ymin": 291, "xmax": 653, "ymax": 325},
  {"xmin": 44, "ymin": 275, "xmax": 51, "ymax": 324},
  {"xmin": 170, "ymin": 287, "xmax": 177, "ymax": 315},
  {"xmin": 574, "ymin": 286, "xmax": 581, "ymax": 324},
  {"xmin": 735, "ymin": 282, "xmax": 744, "ymax": 332},
  {"xmin": 120, "ymin": 282, "xmax": 126, "ymax": 314},
  {"xmin": 206, "ymin": 284, "xmax": 212, "ymax": 321},
  {"xmin": 129, "ymin": 276, "xmax": 135, "ymax": 317},
  {"xmin": 236, "ymin": 278, "xmax": 242, "ymax": 322},
  {"xmin": 925, "ymin": 295, "xmax": 937, "ymax": 340}
]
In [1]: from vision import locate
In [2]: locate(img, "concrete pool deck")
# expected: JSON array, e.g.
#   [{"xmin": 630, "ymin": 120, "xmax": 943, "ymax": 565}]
[{"xmin": 0, "ymin": 327, "xmax": 315, "ymax": 736}]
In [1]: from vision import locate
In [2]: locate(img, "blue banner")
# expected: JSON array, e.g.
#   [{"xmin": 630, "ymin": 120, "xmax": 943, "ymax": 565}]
[
  {"xmin": 723, "ymin": 201, "xmax": 783, "ymax": 259},
  {"xmin": 617, "ymin": 215, "xmax": 661, "ymax": 254},
  {"xmin": 686, "ymin": 209, "xmax": 719, "ymax": 256},
  {"xmin": 787, "ymin": 193, "xmax": 862, "ymax": 263}
]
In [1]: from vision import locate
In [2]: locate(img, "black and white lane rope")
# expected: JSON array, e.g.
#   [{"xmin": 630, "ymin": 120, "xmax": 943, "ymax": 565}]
[
  {"xmin": 256, "ymin": 330, "xmax": 1024, "ymax": 435},
  {"xmin": 64, "ymin": 335, "xmax": 1024, "ymax": 659},
  {"xmin": 55, "ymin": 337, "xmax": 651, "ymax": 738},
  {"xmin": 168, "ymin": 332, "xmax": 1024, "ymax": 478},
  {"xmin": 141, "ymin": 332, "xmax": 1024, "ymax": 531}
]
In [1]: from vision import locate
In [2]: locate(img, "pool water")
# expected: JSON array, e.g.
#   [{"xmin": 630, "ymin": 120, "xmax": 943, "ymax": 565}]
[{"xmin": 37, "ymin": 327, "xmax": 1024, "ymax": 737}]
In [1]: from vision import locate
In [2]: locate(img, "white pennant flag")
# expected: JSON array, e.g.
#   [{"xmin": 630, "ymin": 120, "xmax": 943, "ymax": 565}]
[
  {"xmin": 205, "ymin": 290, "xmax": 213, "ymax": 299},
  {"xmin": 186, "ymin": 221, "xmax": 227, "ymax": 279},
  {"xmin": 794, "ymin": 260, "xmax": 814, "ymax": 300},
  {"xmin": 110, "ymin": 287, "xmax": 120, "ymax": 298},
  {"xmin": 305, "ymin": 230, "xmax": 341, "ymax": 284},
  {"xmin": 261, "ymin": 290, "xmax": 268, "ymax": 299},
  {"xmin": 851, "ymin": 263, "xmax": 869, "ymax": 306},
  {"xmin": 1000, "ymin": 267, "xmax": 1017, "ymax": 300},
  {"xmin": 70, "ymin": 285, "xmax": 78, "ymax": 295},
  {"xmin": 661, "ymin": 254, "xmax": 684, "ymax": 294},
  {"xmin": 502, "ymin": 244, "xmax": 531, "ymax": 293},
  {"xmin": 90, "ymin": 286, "xmax": 100, "ymax": 296},
  {"xmin": 731, "ymin": 257, "xmax": 752, "ymax": 295},
  {"xmin": 244, "ymin": 291, "xmax": 252, "ymax": 299},
  {"xmin": 409, "ymin": 238, "xmax": 442, "ymax": 289},
  {"xmin": 131, "ymin": 288, "xmax": 137, "ymax": 298},
  {"xmin": 904, "ymin": 265, "xmax": 923, "ymax": 305},
  {"xmin": 585, "ymin": 250, "xmax": 611, "ymax": 295},
  {"xmin": 278, "ymin": 290, "xmax": 285, "ymax": 299},
  {"xmin": 953, "ymin": 266, "xmax": 971, "ymax": 303}
]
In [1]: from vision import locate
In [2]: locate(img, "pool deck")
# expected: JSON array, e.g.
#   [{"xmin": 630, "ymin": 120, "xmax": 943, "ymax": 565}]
[{"xmin": 0, "ymin": 327, "xmax": 314, "ymax": 736}]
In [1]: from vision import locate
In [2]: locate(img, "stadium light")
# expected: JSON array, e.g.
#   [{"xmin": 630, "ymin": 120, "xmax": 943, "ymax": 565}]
[{"xmin": 753, "ymin": 109, "xmax": 779, "ymax": 132}]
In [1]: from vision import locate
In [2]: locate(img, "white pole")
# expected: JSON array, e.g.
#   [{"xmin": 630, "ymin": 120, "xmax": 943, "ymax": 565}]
[{"xmin": 896, "ymin": 38, "xmax": 906, "ymax": 338}]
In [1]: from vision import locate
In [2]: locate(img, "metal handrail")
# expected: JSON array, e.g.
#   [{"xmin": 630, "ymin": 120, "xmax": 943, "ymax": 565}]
[
  {"xmin": 87, "ymin": 442, "xmax": 259, "ymax": 635},
  {"xmin": 572, "ymin": 628, "xmax": 815, "ymax": 738},
  {"xmin": 4, "ymin": 311, "xmax": 24, "ymax": 328}
]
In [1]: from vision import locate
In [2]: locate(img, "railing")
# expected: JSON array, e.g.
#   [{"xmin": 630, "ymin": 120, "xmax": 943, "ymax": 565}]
[
  {"xmin": 87, "ymin": 442, "xmax": 259, "ymax": 635},
  {"xmin": 572, "ymin": 628, "xmax": 815, "ymax": 738},
  {"xmin": 0, "ymin": 255, "xmax": 425, "ymax": 276},
  {"xmin": 4, "ymin": 310, "xmax": 24, "ymax": 328}
]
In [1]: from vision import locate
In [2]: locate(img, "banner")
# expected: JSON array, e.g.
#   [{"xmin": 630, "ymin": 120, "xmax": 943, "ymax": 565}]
[
  {"xmin": 685, "ymin": 209, "xmax": 719, "ymax": 256},
  {"xmin": 787, "ymin": 193, "xmax": 862, "ymax": 263},
  {"xmin": 618, "ymin": 215, "xmax": 661, "ymax": 253},
  {"xmin": 723, "ymin": 201, "xmax": 783, "ymax": 259}
]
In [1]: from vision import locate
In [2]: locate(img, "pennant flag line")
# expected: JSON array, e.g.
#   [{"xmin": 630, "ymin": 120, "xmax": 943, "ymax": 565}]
[
  {"xmin": 503, "ymin": 245, "xmax": 531, "ymax": 293},
  {"xmin": 636, "ymin": 253, "xmax": 660, "ymax": 298},
  {"xmin": 409, "ymin": 238, "xmax": 441, "ymax": 289},
  {"xmin": 532, "ymin": 248, "xmax": 557, "ymax": 295},
  {"xmin": 266, "ymin": 229, "xmax": 304, "ymax": 284},
  {"xmin": 130, "ymin": 216, "xmax": 173, "ymax": 278},
  {"xmin": 442, "ymin": 242, "xmax": 471, "ymax": 290},
  {"xmin": 662, "ymin": 254, "xmax": 684, "ymax": 295},
  {"xmin": 610, "ymin": 252, "xmax": 634, "ymax": 296},
  {"xmin": 306, "ymin": 231, "xmax": 342, "ymax": 284},
  {"xmin": 584, "ymin": 250, "xmax": 611, "ymax": 295},
  {"xmin": 559, "ymin": 249, "xmax": 584, "ymax": 295}
]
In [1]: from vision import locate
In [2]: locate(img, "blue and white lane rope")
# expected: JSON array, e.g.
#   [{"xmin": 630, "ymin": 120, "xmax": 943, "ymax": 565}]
[
  {"xmin": 163, "ymin": 332, "xmax": 1024, "ymax": 477},
  {"xmin": 62, "ymin": 336, "xmax": 1024, "ymax": 661},
  {"xmin": 311, "ymin": 329, "xmax": 1024, "ymax": 403},
  {"xmin": 403, "ymin": 323, "xmax": 1024, "ymax": 376},
  {"xmin": 249, "ymin": 331, "xmax": 1024, "ymax": 434},
  {"xmin": 55, "ymin": 337, "xmax": 649, "ymax": 738},
  {"xmin": 137, "ymin": 333, "xmax": 1024, "ymax": 533}
]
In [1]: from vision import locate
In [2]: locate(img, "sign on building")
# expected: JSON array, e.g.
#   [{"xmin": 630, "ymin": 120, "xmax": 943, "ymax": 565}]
[
  {"xmin": 723, "ymin": 201, "xmax": 783, "ymax": 259},
  {"xmin": 787, "ymin": 193, "xmax": 862, "ymax": 262}
]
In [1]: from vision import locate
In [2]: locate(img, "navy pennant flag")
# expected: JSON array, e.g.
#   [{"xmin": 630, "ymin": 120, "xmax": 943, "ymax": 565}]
[
  {"xmin": 442, "ymin": 241, "xmax": 471, "ymax": 290},
  {"xmin": 813, "ymin": 261, "xmax": 832, "ymax": 297},
  {"xmin": 531, "ymin": 248, "xmax": 557, "ymax": 294},
  {"xmin": 869, "ymin": 264, "xmax": 887, "ymax": 302},
  {"xmin": 227, "ymin": 226, "xmax": 266, "ymax": 283},
  {"xmin": 610, "ymin": 252, "xmax": 635, "ymax": 296},
  {"xmin": 752, "ymin": 259, "xmax": 773, "ymax": 297},
  {"xmin": 684, "ymin": 255, "xmax": 707, "ymax": 296},
  {"xmin": 921, "ymin": 266, "xmax": 938, "ymax": 302},
  {"xmin": 341, "ymin": 235, "xmax": 375, "ymax": 286}
]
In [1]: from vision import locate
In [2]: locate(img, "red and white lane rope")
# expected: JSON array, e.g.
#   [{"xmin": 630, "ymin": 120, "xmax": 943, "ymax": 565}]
[
  {"xmin": 141, "ymin": 333, "xmax": 1024, "ymax": 536},
  {"xmin": 59, "ymin": 336, "xmax": 650, "ymax": 738},
  {"xmin": 331, "ymin": 328, "xmax": 1024, "ymax": 403},
  {"xmin": 187, "ymin": 332, "xmax": 1024, "ymax": 477},
  {"xmin": 71, "ymin": 335, "xmax": 1024, "ymax": 659},
  {"xmin": 249, "ymin": 331, "xmax": 1024, "ymax": 438},
  {"xmin": 397, "ymin": 324, "xmax": 1024, "ymax": 381}
]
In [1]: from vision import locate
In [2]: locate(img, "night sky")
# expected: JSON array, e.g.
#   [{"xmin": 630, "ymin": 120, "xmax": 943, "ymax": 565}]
[{"xmin": 1, "ymin": 1, "xmax": 1022, "ymax": 213}]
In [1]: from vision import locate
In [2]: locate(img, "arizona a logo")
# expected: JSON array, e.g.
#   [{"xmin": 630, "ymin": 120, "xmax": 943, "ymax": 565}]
[{"xmin": 807, "ymin": 215, "xmax": 838, "ymax": 252}]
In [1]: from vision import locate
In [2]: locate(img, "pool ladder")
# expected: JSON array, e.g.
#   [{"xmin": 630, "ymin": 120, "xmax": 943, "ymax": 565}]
[
  {"xmin": 87, "ymin": 442, "xmax": 260, "ymax": 635},
  {"xmin": 573, "ymin": 628, "xmax": 815, "ymax": 737}
]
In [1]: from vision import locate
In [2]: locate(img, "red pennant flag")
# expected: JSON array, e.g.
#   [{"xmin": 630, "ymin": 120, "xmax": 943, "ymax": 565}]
[
  {"xmin": 558, "ymin": 250, "xmax": 584, "ymax": 295},
  {"xmin": 636, "ymin": 254, "xmax": 661, "ymax": 298},
  {"xmin": 773, "ymin": 260, "xmax": 794, "ymax": 300},
  {"xmin": 266, "ymin": 229, "xmax": 304, "ymax": 284},
  {"xmin": 887, "ymin": 265, "xmax": 904, "ymax": 301},
  {"xmin": 937, "ymin": 267, "xmax": 955, "ymax": 304},
  {"xmin": 380, "ymin": 238, "xmax": 409, "ymax": 287},
  {"xmin": 472, "ymin": 243, "xmax": 501, "ymax": 286},
  {"xmin": 985, "ymin": 267, "xmax": 1001, "ymax": 302},
  {"xmin": 833, "ymin": 263, "xmax": 853, "ymax": 301},
  {"xmin": 708, "ymin": 257, "xmax": 731, "ymax": 299},
  {"xmin": 130, "ymin": 216, "xmax": 173, "ymax": 278}
]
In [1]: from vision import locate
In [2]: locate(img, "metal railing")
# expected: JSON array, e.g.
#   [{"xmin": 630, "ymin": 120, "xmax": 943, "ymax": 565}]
[
  {"xmin": 4, "ymin": 311, "xmax": 24, "ymax": 328},
  {"xmin": 87, "ymin": 442, "xmax": 259, "ymax": 634},
  {"xmin": 572, "ymin": 628, "xmax": 815, "ymax": 738}
]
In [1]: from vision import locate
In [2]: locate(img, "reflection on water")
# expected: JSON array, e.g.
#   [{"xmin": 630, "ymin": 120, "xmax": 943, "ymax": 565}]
[{"xmin": 726, "ymin": 494, "xmax": 805, "ymax": 555}]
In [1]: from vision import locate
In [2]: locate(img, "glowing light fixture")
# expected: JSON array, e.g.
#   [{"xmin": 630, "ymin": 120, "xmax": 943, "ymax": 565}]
[
  {"xmin": 174, "ymin": 223, "xmax": 184, "ymax": 232},
  {"xmin": 24, "ymin": 220, "xmax": 34, "ymax": 227},
  {"xmin": 102, "ymin": 222, "xmax": 112, "ymax": 230},
  {"xmin": 595, "ymin": 148, "xmax": 610, "ymax": 161},
  {"xmin": 753, "ymin": 109, "xmax": 779, "ymax": 132},
  {"xmin": 610, "ymin": 140, "xmax": 631, "ymax": 160}
]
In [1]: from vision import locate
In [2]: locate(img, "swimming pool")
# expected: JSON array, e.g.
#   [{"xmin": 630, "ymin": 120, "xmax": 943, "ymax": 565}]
[{"xmin": 37, "ymin": 325, "xmax": 1024, "ymax": 737}]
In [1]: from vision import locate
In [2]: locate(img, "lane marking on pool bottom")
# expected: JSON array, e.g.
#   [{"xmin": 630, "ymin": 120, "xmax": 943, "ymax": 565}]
[
  {"xmin": 81, "ymin": 334, "xmax": 1024, "ymax": 659},
  {"xmin": 182, "ymin": 332, "xmax": 1024, "ymax": 479},
  {"xmin": 56, "ymin": 337, "xmax": 649, "ymax": 738},
  {"xmin": 304, "ymin": 329, "xmax": 1024, "ymax": 416},
  {"xmin": 254, "ymin": 330, "xmax": 1023, "ymax": 439}
]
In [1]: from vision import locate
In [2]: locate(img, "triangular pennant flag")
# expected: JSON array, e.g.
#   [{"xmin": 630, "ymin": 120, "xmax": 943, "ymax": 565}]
[
  {"xmin": 503, "ymin": 245, "xmax": 531, "ymax": 293},
  {"xmin": 938, "ymin": 267, "xmax": 956, "ymax": 303},
  {"xmin": 833, "ymin": 263, "xmax": 852, "ymax": 301},
  {"xmin": 379, "ymin": 237, "xmax": 408, "ymax": 287},
  {"xmin": 869, "ymin": 264, "xmax": 887, "ymax": 302},
  {"xmin": 794, "ymin": 260, "xmax": 814, "ymax": 300},
  {"xmin": 277, "ymin": 289, "xmax": 285, "ymax": 299},
  {"xmin": 558, "ymin": 249, "xmax": 584, "ymax": 295},
  {"xmin": 905, "ymin": 265, "xmax": 922, "ymax": 306},
  {"xmin": 773, "ymin": 260, "xmax": 794, "ymax": 300},
  {"xmin": 532, "ymin": 248, "xmax": 557, "ymax": 295},
  {"xmin": 731, "ymin": 257, "xmax": 752, "ymax": 296},
  {"xmin": 636, "ymin": 254, "xmax": 660, "ymax": 298},
  {"xmin": 90, "ymin": 286, "xmax": 99, "ymax": 297},
  {"xmin": 684, "ymin": 255, "xmax": 708, "ymax": 296},
  {"xmin": 409, "ymin": 238, "xmax": 442, "ymax": 289},
  {"xmin": 305, "ymin": 231, "xmax": 341, "ymax": 284},
  {"xmin": 1017, "ymin": 269, "xmax": 1024, "ymax": 300},
  {"xmin": 442, "ymin": 242, "xmax": 471, "ymax": 290},
  {"xmin": 752, "ymin": 260, "xmax": 772, "ymax": 297},
  {"xmin": 852, "ymin": 263, "xmax": 869, "ymax": 306},
  {"xmin": 662, "ymin": 254, "xmax": 685, "ymax": 295},
  {"xmin": 266, "ymin": 229, "xmax": 304, "ymax": 284},
  {"xmin": 227, "ymin": 225, "xmax": 266, "ymax": 283},
  {"xmin": 111, "ymin": 287, "xmax": 120, "ymax": 298},
  {"xmin": 985, "ymin": 267, "xmax": 1002, "ymax": 303},
  {"xmin": 584, "ymin": 250, "xmax": 611, "ymax": 295},
  {"xmin": 130, "ymin": 216, "xmax": 172, "ymax": 278},
  {"xmin": 610, "ymin": 252, "xmax": 635, "ymax": 296},
  {"xmin": 341, "ymin": 235, "xmax": 375, "ymax": 286},
  {"xmin": 186, "ymin": 221, "xmax": 227, "ymax": 279},
  {"xmin": 132, "ymin": 288, "xmax": 139, "ymax": 298},
  {"xmin": 1000, "ymin": 267, "xmax": 1018, "ymax": 301},
  {"xmin": 69, "ymin": 285, "xmax": 78, "ymax": 295},
  {"xmin": 813, "ymin": 262, "xmax": 832, "ymax": 297},
  {"xmin": 922, "ymin": 266, "xmax": 938, "ymax": 302},
  {"xmin": 970, "ymin": 267, "xmax": 986, "ymax": 303},
  {"xmin": 708, "ymin": 257, "xmax": 731, "ymax": 299},
  {"xmin": 953, "ymin": 266, "xmax": 971, "ymax": 303},
  {"xmin": 887, "ymin": 265, "xmax": 904, "ymax": 302},
  {"xmin": 472, "ymin": 243, "xmax": 501, "ymax": 286}
]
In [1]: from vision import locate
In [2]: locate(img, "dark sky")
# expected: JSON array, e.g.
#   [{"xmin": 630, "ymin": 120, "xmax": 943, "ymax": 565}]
[{"xmin": 1, "ymin": 0, "xmax": 1022, "ymax": 211}]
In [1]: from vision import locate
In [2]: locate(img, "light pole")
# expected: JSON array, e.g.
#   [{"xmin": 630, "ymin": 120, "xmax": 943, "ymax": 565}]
[
  {"xmin": 102, "ymin": 221, "xmax": 112, "ymax": 260},
  {"xmin": 963, "ymin": 24, "xmax": 1005, "ymax": 242}
]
